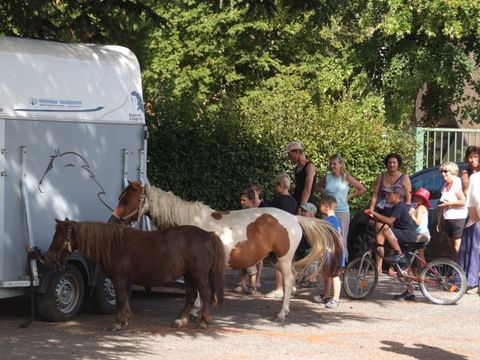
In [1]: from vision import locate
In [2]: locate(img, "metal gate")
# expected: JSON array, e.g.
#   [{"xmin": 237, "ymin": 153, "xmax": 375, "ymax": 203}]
[{"xmin": 414, "ymin": 127, "xmax": 480, "ymax": 172}]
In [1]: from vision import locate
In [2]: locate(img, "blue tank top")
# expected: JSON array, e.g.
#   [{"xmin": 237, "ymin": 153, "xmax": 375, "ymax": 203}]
[
  {"xmin": 324, "ymin": 173, "xmax": 349, "ymax": 213},
  {"xmin": 415, "ymin": 207, "xmax": 429, "ymax": 234}
]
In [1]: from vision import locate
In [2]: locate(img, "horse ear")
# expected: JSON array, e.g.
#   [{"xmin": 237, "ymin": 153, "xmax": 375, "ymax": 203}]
[
  {"xmin": 127, "ymin": 180, "xmax": 132, "ymax": 186},
  {"xmin": 55, "ymin": 218, "xmax": 60, "ymax": 224}
]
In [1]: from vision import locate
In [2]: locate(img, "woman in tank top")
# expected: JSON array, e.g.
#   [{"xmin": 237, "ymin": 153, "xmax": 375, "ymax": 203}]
[
  {"xmin": 369, "ymin": 153, "xmax": 412, "ymax": 273},
  {"xmin": 369, "ymin": 153, "xmax": 412, "ymax": 214},
  {"xmin": 316, "ymin": 154, "xmax": 366, "ymax": 264}
]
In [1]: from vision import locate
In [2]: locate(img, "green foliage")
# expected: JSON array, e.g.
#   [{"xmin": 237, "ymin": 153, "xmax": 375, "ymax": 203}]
[{"xmin": 1, "ymin": 0, "xmax": 477, "ymax": 210}]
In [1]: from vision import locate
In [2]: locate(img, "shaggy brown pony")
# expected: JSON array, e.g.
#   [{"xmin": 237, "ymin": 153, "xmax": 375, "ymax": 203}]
[{"xmin": 45, "ymin": 219, "xmax": 225, "ymax": 330}]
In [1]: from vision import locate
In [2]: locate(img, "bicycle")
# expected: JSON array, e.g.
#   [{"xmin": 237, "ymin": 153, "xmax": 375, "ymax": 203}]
[{"xmin": 342, "ymin": 210, "xmax": 467, "ymax": 305}]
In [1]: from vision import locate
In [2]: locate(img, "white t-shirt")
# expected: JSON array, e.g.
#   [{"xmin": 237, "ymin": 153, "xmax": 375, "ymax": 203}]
[
  {"xmin": 440, "ymin": 176, "xmax": 468, "ymax": 220},
  {"xmin": 466, "ymin": 172, "xmax": 480, "ymax": 215}
]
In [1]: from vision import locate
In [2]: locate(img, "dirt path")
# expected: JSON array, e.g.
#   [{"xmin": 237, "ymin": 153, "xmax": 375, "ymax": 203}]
[{"xmin": 1, "ymin": 268, "xmax": 479, "ymax": 360}]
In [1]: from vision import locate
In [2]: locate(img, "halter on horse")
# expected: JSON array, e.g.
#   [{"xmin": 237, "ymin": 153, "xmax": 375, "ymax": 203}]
[
  {"xmin": 45, "ymin": 218, "xmax": 225, "ymax": 330},
  {"xmin": 109, "ymin": 181, "xmax": 343, "ymax": 322}
]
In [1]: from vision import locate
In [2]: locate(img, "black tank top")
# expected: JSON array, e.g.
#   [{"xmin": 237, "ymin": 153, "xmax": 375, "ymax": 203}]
[{"xmin": 293, "ymin": 161, "xmax": 317, "ymax": 206}]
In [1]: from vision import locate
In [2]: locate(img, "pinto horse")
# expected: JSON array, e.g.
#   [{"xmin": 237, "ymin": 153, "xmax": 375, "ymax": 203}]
[
  {"xmin": 44, "ymin": 219, "xmax": 225, "ymax": 330},
  {"xmin": 109, "ymin": 181, "xmax": 343, "ymax": 321}
]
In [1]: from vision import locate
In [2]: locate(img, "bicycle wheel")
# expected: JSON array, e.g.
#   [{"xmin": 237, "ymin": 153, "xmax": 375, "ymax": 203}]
[
  {"xmin": 343, "ymin": 257, "xmax": 378, "ymax": 299},
  {"xmin": 419, "ymin": 258, "xmax": 467, "ymax": 305}
]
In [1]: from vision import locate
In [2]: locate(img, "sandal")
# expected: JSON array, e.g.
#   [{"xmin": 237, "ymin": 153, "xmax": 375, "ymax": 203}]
[{"xmin": 313, "ymin": 295, "xmax": 331, "ymax": 304}]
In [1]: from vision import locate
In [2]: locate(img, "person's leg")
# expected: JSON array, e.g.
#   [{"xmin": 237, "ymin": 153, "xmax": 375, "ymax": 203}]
[
  {"xmin": 234, "ymin": 270, "xmax": 248, "ymax": 293},
  {"xmin": 375, "ymin": 230, "xmax": 386, "ymax": 273},
  {"xmin": 249, "ymin": 273, "xmax": 257, "ymax": 293},
  {"xmin": 274, "ymin": 270, "xmax": 283, "ymax": 291},
  {"xmin": 256, "ymin": 261, "xmax": 263, "ymax": 288},
  {"xmin": 323, "ymin": 276, "xmax": 332, "ymax": 299},
  {"xmin": 332, "ymin": 276, "xmax": 341, "ymax": 301},
  {"xmin": 383, "ymin": 228, "xmax": 401, "ymax": 252},
  {"xmin": 336, "ymin": 212, "xmax": 350, "ymax": 264}
]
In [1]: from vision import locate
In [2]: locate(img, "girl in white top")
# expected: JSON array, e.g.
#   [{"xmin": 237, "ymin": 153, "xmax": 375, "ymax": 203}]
[{"xmin": 438, "ymin": 161, "xmax": 467, "ymax": 259}]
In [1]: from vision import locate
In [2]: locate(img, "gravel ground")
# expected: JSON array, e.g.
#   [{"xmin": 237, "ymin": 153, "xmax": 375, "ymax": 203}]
[{"xmin": 1, "ymin": 267, "xmax": 479, "ymax": 360}]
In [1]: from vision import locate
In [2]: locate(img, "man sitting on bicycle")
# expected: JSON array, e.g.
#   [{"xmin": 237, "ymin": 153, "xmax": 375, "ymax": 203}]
[{"xmin": 369, "ymin": 184, "xmax": 417, "ymax": 271}]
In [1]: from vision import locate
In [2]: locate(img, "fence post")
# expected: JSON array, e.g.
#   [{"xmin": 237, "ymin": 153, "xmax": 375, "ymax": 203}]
[{"xmin": 413, "ymin": 127, "xmax": 425, "ymax": 172}]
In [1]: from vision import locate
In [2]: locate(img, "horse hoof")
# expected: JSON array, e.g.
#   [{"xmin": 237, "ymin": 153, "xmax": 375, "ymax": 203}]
[
  {"xmin": 274, "ymin": 315, "xmax": 286, "ymax": 322},
  {"xmin": 189, "ymin": 314, "xmax": 197, "ymax": 321}
]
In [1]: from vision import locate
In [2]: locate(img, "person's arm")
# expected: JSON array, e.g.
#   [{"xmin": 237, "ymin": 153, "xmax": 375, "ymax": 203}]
[
  {"xmin": 299, "ymin": 163, "xmax": 316, "ymax": 206},
  {"xmin": 460, "ymin": 170, "xmax": 469, "ymax": 195},
  {"xmin": 370, "ymin": 210, "xmax": 396, "ymax": 227},
  {"xmin": 403, "ymin": 175, "xmax": 412, "ymax": 205},
  {"xmin": 468, "ymin": 207, "xmax": 480, "ymax": 223},
  {"xmin": 315, "ymin": 175, "xmax": 326, "ymax": 193},
  {"xmin": 410, "ymin": 205, "xmax": 426, "ymax": 226},
  {"xmin": 346, "ymin": 174, "xmax": 366, "ymax": 202},
  {"xmin": 369, "ymin": 174, "xmax": 382, "ymax": 210},
  {"xmin": 441, "ymin": 188, "xmax": 466, "ymax": 208}
]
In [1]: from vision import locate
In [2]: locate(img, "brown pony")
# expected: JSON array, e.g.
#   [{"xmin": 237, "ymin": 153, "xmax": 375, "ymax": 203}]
[{"xmin": 44, "ymin": 219, "xmax": 225, "ymax": 330}]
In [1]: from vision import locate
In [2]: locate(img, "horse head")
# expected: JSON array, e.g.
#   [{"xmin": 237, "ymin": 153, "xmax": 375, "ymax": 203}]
[
  {"xmin": 44, "ymin": 218, "xmax": 75, "ymax": 270},
  {"xmin": 108, "ymin": 180, "xmax": 146, "ymax": 225}
]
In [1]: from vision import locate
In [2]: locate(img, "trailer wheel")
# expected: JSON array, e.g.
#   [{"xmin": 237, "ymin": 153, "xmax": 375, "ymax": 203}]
[
  {"xmin": 91, "ymin": 272, "xmax": 117, "ymax": 314},
  {"xmin": 36, "ymin": 264, "xmax": 85, "ymax": 322}
]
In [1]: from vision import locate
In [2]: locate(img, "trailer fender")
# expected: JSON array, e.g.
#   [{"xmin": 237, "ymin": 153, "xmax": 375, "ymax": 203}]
[{"xmin": 36, "ymin": 252, "xmax": 91, "ymax": 294}]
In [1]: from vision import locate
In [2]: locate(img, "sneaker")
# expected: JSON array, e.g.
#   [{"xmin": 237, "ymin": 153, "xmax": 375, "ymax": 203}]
[
  {"xmin": 393, "ymin": 291, "xmax": 416, "ymax": 301},
  {"xmin": 313, "ymin": 295, "xmax": 331, "ymax": 304},
  {"xmin": 265, "ymin": 289, "xmax": 284, "ymax": 298},
  {"xmin": 325, "ymin": 299, "xmax": 340, "ymax": 309},
  {"xmin": 384, "ymin": 253, "xmax": 407, "ymax": 265}
]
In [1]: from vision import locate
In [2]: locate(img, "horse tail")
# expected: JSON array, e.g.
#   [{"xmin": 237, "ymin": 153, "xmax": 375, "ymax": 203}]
[
  {"xmin": 208, "ymin": 232, "xmax": 225, "ymax": 305},
  {"xmin": 293, "ymin": 216, "xmax": 343, "ymax": 278}
]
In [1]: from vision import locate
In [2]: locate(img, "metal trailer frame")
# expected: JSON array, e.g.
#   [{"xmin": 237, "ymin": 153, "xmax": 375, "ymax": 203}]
[{"xmin": 0, "ymin": 36, "xmax": 148, "ymax": 320}]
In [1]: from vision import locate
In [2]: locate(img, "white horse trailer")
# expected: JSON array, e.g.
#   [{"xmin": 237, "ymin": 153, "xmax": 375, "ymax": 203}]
[{"xmin": 0, "ymin": 36, "xmax": 147, "ymax": 320}]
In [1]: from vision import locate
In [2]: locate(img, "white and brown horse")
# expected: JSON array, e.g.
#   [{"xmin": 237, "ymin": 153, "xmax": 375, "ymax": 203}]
[{"xmin": 109, "ymin": 181, "xmax": 343, "ymax": 321}]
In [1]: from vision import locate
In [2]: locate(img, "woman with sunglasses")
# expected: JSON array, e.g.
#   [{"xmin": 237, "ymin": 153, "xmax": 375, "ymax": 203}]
[
  {"xmin": 438, "ymin": 161, "xmax": 467, "ymax": 260},
  {"xmin": 316, "ymin": 154, "xmax": 366, "ymax": 265}
]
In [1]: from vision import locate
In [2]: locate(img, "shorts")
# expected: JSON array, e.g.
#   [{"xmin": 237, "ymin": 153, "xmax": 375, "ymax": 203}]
[
  {"xmin": 391, "ymin": 228, "xmax": 416, "ymax": 244},
  {"xmin": 246, "ymin": 264, "xmax": 258, "ymax": 276},
  {"xmin": 444, "ymin": 219, "xmax": 466, "ymax": 238}
]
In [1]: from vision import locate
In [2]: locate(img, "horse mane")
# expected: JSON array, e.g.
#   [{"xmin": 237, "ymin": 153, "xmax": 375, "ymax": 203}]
[
  {"xmin": 146, "ymin": 185, "xmax": 214, "ymax": 228},
  {"xmin": 71, "ymin": 221, "xmax": 129, "ymax": 271}
]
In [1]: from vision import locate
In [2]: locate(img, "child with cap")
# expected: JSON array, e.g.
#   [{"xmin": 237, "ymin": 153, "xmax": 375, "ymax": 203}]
[{"xmin": 369, "ymin": 184, "xmax": 417, "ymax": 272}]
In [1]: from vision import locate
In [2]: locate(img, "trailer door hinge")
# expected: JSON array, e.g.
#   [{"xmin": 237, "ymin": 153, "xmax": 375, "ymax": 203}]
[{"xmin": 1, "ymin": 171, "xmax": 7, "ymax": 176}]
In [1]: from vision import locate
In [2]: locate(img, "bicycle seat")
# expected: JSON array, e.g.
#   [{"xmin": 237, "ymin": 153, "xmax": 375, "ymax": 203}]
[{"xmin": 400, "ymin": 242, "xmax": 428, "ymax": 252}]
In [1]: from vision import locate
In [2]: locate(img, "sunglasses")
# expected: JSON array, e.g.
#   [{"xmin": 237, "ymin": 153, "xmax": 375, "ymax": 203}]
[{"xmin": 440, "ymin": 169, "xmax": 449, "ymax": 174}]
